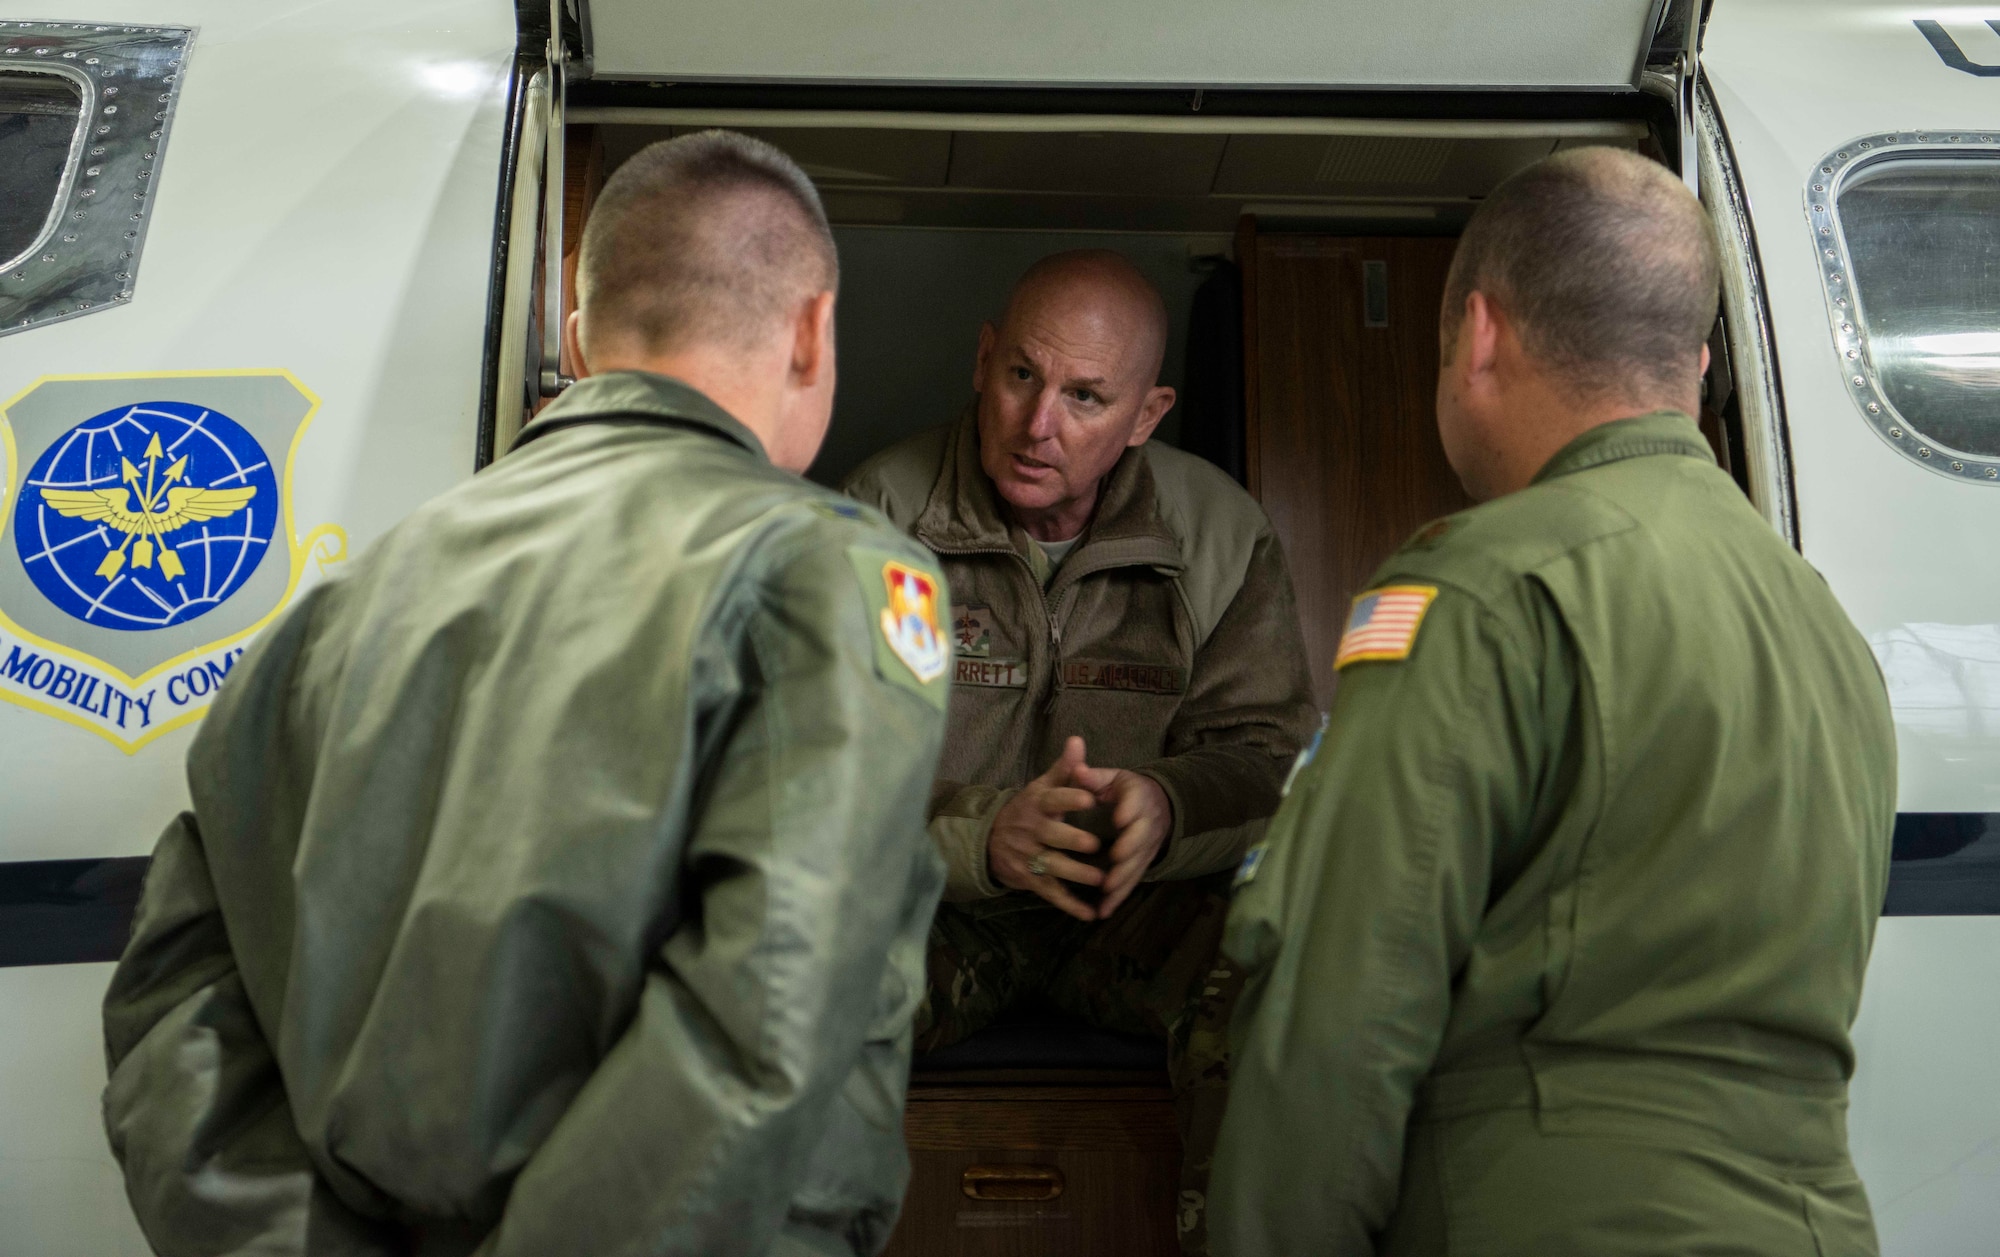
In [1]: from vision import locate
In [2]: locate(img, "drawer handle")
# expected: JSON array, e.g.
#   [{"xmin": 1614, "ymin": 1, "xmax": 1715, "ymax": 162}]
[{"xmin": 961, "ymin": 1164, "xmax": 1066, "ymax": 1201}]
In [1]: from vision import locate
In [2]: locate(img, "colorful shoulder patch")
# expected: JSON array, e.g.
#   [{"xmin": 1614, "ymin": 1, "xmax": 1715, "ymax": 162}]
[
  {"xmin": 1333, "ymin": 584, "xmax": 1438, "ymax": 670},
  {"xmin": 847, "ymin": 546, "xmax": 950, "ymax": 708}
]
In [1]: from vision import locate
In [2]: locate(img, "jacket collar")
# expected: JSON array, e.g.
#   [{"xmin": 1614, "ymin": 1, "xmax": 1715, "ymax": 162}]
[
  {"xmin": 1532, "ymin": 410, "xmax": 1715, "ymax": 486},
  {"xmin": 912, "ymin": 405, "xmax": 1182, "ymax": 574},
  {"xmin": 510, "ymin": 370, "xmax": 769, "ymax": 463}
]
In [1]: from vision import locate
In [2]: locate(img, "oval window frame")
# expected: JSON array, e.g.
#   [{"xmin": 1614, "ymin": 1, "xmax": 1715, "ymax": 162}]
[
  {"xmin": 0, "ymin": 20, "xmax": 191, "ymax": 338},
  {"xmin": 0, "ymin": 62, "xmax": 90, "ymax": 275},
  {"xmin": 1807, "ymin": 132, "xmax": 2000, "ymax": 485}
]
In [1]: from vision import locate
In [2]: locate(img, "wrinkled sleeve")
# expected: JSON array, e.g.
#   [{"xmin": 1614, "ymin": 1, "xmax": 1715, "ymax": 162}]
[
  {"xmin": 102, "ymin": 812, "xmax": 399, "ymax": 1257},
  {"xmin": 925, "ymin": 781, "xmax": 1013, "ymax": 901},
  {"xmin": 1209, "ymin": 589, "xmax": 1547, "ymax": 1256},
  {"xmin": 484, "ymin": 529, "xmax": 949, "ymax": 1257},
  {"xmin": 1141, "ymin": 529, "xmax": 1319, "ymax": 881}
]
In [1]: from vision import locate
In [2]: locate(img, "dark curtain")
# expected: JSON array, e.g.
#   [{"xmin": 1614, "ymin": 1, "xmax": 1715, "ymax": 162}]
[{"xmin": 1176, "ymin": 260, "xmax": 1247, "ymax": 486}]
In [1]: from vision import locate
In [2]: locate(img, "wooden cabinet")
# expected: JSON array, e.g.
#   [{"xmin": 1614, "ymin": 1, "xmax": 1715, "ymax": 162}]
[
  {"xmin": 1241, "ymin": 226, "xmax": 1471, "ymax": 704},
  {"xmin": 884, "ymin": 1078, "xmax": 1182, "ymax": 1257}
]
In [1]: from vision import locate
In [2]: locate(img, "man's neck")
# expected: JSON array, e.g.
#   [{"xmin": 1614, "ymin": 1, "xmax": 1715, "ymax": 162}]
[
  {"xmin": 585, "ymin": 344, "xmax": 785, "ymax": 457},
  {"xmin": 1006, "ymin": 483, "xmax": 1099, "ymax": 544},
  {"xmin": 1501, "ymin": 386, "xmax": 1696, "ymax": 497}
]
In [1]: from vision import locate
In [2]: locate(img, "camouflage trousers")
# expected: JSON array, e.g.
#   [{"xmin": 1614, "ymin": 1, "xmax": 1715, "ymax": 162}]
[{"xmin": 913, "ymin": 873, "xmax": 1243, "ymax": 1256}]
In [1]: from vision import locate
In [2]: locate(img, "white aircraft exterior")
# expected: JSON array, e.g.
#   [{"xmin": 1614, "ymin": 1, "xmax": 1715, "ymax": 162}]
[{"xmin": 0, "ymin": 1, "xmax": 1992, "ymax": 1253}]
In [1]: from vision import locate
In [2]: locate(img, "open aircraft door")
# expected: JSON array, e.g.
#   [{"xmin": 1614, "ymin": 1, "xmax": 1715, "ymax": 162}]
[
  {"xmin": 579, "ymin": 0, "xmax": 1666, "ymax": 91},
  {"xmin": 0, "ymin": 3, "xmax": 516, "ymax": 1252},
  {"xmin": 1703, "ymin": 4, "xmax": 2000, "ymax": 1251}
]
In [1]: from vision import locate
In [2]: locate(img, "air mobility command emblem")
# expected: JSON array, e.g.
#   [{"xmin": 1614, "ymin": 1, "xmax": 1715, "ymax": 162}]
[
  {"xmin": 1333, "ymin": 584, "xmax": 1438, "ymax": 670},
  {"xmin": 0, "ymin": 372, "xmax": 345, "ymax": 752}
]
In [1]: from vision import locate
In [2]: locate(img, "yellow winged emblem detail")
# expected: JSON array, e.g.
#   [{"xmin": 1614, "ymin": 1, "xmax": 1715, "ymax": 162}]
[
  {"xmin": 41, "ymin": 485, "xmax": 257, "ymax": 532},
  {"xmin": 36, "ymin": 435, "xmax": 259, "ymax": 581}
]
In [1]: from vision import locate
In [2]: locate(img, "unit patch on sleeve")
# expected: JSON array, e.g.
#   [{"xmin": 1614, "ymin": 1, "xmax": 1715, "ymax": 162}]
[
  {"xmin": 848, "ymin": 547, "xmax": 950, "ymax": 707},
  {"xmin": 1333, "ymin": 584, "xmax": 1438, "ymax": 670}
]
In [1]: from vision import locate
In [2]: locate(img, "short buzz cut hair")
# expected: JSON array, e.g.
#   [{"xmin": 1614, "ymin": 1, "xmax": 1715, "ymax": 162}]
[
  {"xmin": 577, "ymin": 130, "xmax": 838, "ymax": 355},
  {"xmin": 1442, "ymin": 146, "xmax": 1720, "ymax": 401}
]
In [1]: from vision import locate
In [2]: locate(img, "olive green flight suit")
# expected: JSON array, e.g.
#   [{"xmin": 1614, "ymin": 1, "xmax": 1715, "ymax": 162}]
[
  {"xmin": 845, "ymin": 413, "xmax": 1318, "ymax": 1254},
  {"xmin": 100, "ymin": 372, "xmax": 951, "ymax": 1257},
  {"xmin": 1213, "ymin": 413, "xmax": 1897, "ymax": 1257}
]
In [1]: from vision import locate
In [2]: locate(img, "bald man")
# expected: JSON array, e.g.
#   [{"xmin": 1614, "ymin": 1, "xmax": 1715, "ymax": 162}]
[
  {"xmin": 102, "ymin": 132, "xmax": 950, "ymax": 1256},
  {"xmin": 1213, "ymin": 148, "xmax": 1894, "ymax": 1255},
  {"xmin": 844, "ymin": 250, "xmax": 1316, "ymax": 1253}
]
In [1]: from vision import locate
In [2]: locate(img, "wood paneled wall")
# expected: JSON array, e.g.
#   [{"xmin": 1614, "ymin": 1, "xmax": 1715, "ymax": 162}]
[{"xmin": 1243, "ymin": 226, "xmax": 1472, "ymax": 704}]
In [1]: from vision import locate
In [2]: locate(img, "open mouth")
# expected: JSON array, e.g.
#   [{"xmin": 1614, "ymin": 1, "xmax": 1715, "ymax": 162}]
[{"xmin": 1010, "ymin": 453, "xmax": 1056, "ymax": 478}]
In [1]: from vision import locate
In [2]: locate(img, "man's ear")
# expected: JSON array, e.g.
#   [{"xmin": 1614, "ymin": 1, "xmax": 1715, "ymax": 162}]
[
  {"xmin": 563, "ymin": 309, "xmax": 592, "ymax": 381},
  {"xmin": 973, "ymin": 322, "xmax": 997, "ymax": 392},
  {"xmin": 1129, "ymin": 385, "xmax": 1176, "ymax": 447},
  {"xmin": 792, "ymin": 290, "xmax": 836, "ymax": 387},
  {"xmin": 1699, "ymin": 342, "xmax": 1712, "ymax": 378},
  {"xmin": 1464, "ymin": 290, "xmax": 1503, "ymax": 380}
]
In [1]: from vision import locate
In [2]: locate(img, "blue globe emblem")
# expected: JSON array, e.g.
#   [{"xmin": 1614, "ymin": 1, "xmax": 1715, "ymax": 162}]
[{"xmin": 13, "ymin": 401, "xmax": 280, "ymax": 631}]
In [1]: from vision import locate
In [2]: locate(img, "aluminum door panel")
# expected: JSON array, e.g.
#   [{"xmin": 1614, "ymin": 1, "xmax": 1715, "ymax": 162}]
[{"xmin": 586, "ymin": 0, "xmax": 1660, "ymax": 91}]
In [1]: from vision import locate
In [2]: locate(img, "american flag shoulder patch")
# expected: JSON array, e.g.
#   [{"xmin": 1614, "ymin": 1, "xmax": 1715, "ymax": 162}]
[{"xmin": 1334, "ymin": 584, "xmax": 1439, "ymax": 670}]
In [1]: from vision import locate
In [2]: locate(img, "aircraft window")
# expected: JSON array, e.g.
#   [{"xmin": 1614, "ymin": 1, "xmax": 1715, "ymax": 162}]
[
  {"xmin": 0, "ymin": 72, "xmax": 82, "ymax": 271},
  {"xmin": 0, "ymin": 22, "xmax": 190, "ymax": 339},
  {"xmin": 1816, "ymin": 138, "xmax": 2000, "ymax": 482}
]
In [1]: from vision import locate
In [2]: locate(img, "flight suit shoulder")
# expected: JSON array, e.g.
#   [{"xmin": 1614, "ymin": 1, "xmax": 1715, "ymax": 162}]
[
  {"xmin": 1373, "ymin": 478, "xmax": 1641, "ymax": 609},
  {"xmin": 757, "ymin": 488, "xmax": 953, "ymax": 710},
  {"xmin": 1143, "ymin": 441, "xmax": 1277, "ymax": 641},
  {"xmin": 840, "ymin": 423, "xmax": 953, "ymax": 529}
]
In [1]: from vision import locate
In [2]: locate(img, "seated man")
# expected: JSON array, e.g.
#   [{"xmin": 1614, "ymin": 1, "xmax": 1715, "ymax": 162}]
[{"xmin": 843, "ymin": 250, "xmax": 1317, "ymax": 1253}]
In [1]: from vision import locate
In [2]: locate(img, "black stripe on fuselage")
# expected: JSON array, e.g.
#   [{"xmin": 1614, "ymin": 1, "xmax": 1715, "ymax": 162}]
[
  {"xmin": 1, "ymin": 814, "xmax": 1996, "ymax": 967},
  {"xmin": 0, "ymin": 857, "xmax": 150, "ymax": 968}
]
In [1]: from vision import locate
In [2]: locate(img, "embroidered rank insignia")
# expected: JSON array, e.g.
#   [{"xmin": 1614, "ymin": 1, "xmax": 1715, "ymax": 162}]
[
  {"xmin": 953, "ymin": 603, "xmax": 993, "ymax": 657},
  {"xmin": 1406, "ymin": 517, "xmax": 1458, "ymax": 551},
  {"xmin": 879, "ymin": 560, "xmax": 947, "ymax": 683},
  {"xmin": 1334, "ymin": 584, "xmax": 1438, "ymax": 670}
]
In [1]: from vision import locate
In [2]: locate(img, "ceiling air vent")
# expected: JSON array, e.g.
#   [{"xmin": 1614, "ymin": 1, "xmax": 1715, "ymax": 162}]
[{"xmin": 1315, "ymin": 136, "xmax": 1455, "ymax": 186}]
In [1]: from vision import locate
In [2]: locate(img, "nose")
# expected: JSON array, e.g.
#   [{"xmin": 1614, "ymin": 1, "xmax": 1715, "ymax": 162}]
[{"xmin": 1025, "ymin": 387, "xmax": 1063, "ymax": 443}]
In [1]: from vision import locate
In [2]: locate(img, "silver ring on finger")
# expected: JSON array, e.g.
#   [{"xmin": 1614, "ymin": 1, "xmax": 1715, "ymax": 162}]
[{"xmin": 1027, "ymin": 851, "xmax": 1050, "ymax": 877}]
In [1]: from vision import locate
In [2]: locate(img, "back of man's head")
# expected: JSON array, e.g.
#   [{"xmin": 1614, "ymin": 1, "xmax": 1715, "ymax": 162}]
[
  {"xmin": 576, "ymin": 130, "xmax": 838, "ymax": 360},
  {"xmin": 1442, "ymin": 146, "xmax": 1719, "ymax": 403}
]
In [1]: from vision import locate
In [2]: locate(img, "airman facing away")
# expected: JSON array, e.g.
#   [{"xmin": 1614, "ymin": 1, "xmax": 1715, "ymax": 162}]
[
  {"xmin": 1213, "ymin": 146, "xmax": 1897, "ymax": 1256},
  {"xmin": 101, "ymin": 131, "xmax": 951, "ymax": 1257}
]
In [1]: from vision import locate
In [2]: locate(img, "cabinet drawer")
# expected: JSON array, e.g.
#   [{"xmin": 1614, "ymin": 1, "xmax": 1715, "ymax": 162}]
[{"xmin": 886, "ymin": 1086, "xmax": 1181, "ymax": 1257}]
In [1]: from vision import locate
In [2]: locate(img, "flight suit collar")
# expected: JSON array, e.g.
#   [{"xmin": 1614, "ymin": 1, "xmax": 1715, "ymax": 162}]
[
  {"xmin": 509, "ymin": 370, "xmax": 770, "ymax": 462},
  {"xmin": 911, "ymin": 405, "xmax": 1183, "ymax": 576},
  {"xmin": 1532, "ymin": 410, "xmax": 1715, "ymax": 486}
]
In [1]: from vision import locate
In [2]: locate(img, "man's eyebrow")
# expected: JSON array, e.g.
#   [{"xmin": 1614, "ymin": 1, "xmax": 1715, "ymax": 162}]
[{"xmin": 1063, "ymin": 373, "xmax": 1111, "ymax": 391}]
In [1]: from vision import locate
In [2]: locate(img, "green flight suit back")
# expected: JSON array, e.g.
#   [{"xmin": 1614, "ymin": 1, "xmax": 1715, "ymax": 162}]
[
  {"xmin": 100, "ymin": 373, "xmax": 950, "ymax": 1257},
  {"xmin": 1213, "ymin": 414, "xmax": 1897, "ymax": 1257}
]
